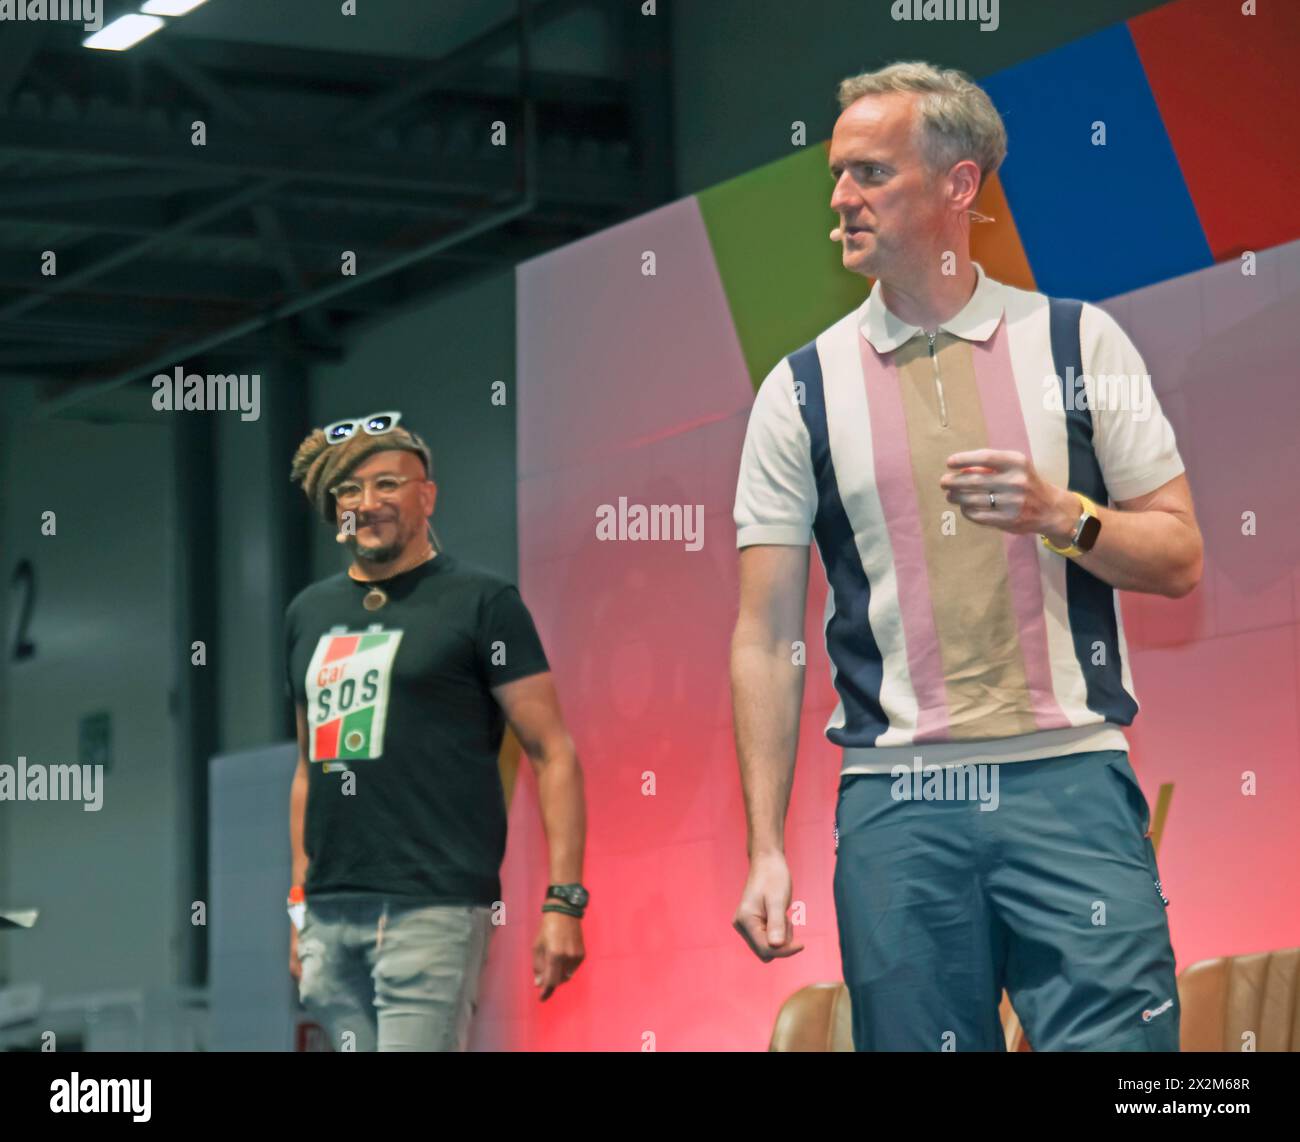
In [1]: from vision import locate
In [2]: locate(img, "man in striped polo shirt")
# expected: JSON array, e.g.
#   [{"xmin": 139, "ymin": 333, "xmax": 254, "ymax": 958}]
[{"xmin": 729, "ymin": 62, "xmax": 1203, "ymax": 1051}]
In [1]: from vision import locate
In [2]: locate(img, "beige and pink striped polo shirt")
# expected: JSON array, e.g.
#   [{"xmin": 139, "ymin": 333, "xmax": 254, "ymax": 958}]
[{"xmin": 734, "ymin": 261, "xmax": 1185, "ymax": 773}]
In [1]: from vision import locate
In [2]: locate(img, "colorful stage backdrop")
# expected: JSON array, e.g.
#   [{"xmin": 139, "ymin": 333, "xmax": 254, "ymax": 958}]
[{"xmin": 485, "ymin": 0, "xmax": 1300, "ymax": 1049}]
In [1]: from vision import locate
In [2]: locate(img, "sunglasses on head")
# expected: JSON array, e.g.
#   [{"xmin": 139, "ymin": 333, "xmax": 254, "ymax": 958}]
[{"xmin": 322, "ymin": 411, "xmax": 402, "ymax": 445}]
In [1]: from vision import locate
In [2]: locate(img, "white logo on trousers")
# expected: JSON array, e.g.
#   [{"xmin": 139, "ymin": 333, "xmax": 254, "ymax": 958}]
[{"xmin": 1142, "ymin": 997, "xmax": 1173, "ymax": 1022}]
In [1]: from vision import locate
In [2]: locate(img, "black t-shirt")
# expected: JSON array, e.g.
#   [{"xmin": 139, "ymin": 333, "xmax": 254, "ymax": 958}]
[{"xmin": 284, "ymin": 552, "xmax": 550, "ymax": 906}]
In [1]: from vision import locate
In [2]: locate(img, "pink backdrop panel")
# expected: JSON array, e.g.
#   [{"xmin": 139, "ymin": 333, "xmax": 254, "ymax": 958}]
[
  {"xmin": 498, "ymin": 399, "xmax": 846, "ymax": 1049},
  {"xmin": 1109, "ymin": 238, "xmax": 1300, "ymax": 973},
  {"xmin": 516, "ymin": 196, "xmax": 756, "ymax": 480}
]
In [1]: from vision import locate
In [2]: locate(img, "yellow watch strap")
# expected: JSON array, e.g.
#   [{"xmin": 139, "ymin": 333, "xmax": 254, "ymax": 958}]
[{"xmin": 1041, "ymin": 492, "xmax": 1097, "ymax": 556}]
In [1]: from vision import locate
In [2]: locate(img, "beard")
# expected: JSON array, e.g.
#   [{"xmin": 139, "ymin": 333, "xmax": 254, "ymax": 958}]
[
  {"xmin": 350, "ymin": 536, "xmax": 402, "ymax": 563},
  {"xmin": 346, "ymin": 514, "xmax": 408, "ymax": 563}
]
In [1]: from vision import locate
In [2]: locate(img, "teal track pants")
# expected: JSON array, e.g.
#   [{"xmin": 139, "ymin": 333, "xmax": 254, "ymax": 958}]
[{"xmin": 832, "ymin": 748, "xmax": 1179, "ymax": 1051}]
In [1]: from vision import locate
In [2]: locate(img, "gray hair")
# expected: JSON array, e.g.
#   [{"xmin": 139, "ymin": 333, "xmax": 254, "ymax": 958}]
[{"xmin": 836, "ymin": 61, "xmax": 1007, "ymax": 190}]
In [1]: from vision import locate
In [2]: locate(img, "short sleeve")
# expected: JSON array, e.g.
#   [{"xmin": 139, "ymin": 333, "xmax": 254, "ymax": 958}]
[
  {"xmin": 1082, "ymin": 304, "xmax": 1186, "ymax": 503},
  {"xmin": 477, "ymin": 585, "xmax": 550, "ymax": 688},
  {"xmin": 733, "ymin": 357, "xmax": 817, "ymax": 548}
]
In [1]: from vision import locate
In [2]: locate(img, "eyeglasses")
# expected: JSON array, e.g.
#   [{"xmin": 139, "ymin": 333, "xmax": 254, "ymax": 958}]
[
  {"xmin": 322, "ymin": 410, "xmax": 402, "ymax": 445},
  {"xmin": 329, "ymin": 474, "xmax": 419, "ymax": 508}
]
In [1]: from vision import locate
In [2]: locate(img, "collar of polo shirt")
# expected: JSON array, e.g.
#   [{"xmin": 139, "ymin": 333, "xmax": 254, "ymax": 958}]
[{"xmin": 859, "ymin": 260, "xmax": 1006, "ymax": 354}]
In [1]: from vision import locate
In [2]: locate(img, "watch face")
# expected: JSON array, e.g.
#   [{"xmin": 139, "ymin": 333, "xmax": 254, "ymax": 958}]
[{"xmin": 1078, "ymin": 515, "xmax": 1102, "ymax": 551}]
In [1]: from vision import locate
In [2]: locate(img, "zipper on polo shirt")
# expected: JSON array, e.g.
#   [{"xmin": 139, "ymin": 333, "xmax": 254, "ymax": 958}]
[{"xmin": 927, "ymin": 329, "xmax": 949, "ymax": 428}]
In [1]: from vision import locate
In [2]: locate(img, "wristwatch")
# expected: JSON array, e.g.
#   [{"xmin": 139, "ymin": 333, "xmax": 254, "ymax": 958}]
[
  {"xmin": 1041, "ymin": 491, "xmax": 1101, "ymax": 557},
  {"xmin": 543, "ymin": 883, "xmax": 589, "ymax": 917}
]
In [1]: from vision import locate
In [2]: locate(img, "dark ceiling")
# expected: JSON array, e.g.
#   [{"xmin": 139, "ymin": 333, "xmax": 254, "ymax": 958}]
[{"xmin": 0, "ymin": 0, "xmax": 672, "ymax": 416}]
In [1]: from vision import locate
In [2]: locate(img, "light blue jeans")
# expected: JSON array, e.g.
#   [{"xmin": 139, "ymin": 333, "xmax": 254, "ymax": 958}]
[{"xmin": 296, "ymin": 896, "xmax": 494, "ymax": 1051}]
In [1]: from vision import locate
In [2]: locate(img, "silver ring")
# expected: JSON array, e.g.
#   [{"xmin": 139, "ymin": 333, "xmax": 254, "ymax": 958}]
[{"xmin": 989, "ymin": 492, "xmax": 997, "ymax": 508}]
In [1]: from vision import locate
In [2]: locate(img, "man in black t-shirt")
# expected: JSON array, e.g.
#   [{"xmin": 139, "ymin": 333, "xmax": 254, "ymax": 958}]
[{"xmin": 284, "ymin": 410, "xmax": 588, "ymax": 1052}]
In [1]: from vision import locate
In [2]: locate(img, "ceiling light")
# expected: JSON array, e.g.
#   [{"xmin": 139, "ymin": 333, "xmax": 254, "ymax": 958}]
[
  {"xmin": 84, "ymin": 14, "xmax": 165, "ymax": 50},
  {"xmin": 141, "ymin": 0, "xmax": 211, "ymax": 14}
]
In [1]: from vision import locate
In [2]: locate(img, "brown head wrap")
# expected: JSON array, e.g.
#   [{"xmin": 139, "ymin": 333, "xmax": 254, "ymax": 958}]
[{"xmin": 289, "ymin": 421, "xmax": 434, "ymax": 523}]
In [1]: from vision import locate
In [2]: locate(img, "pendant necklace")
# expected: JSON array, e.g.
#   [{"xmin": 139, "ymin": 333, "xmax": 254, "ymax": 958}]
[{"xmin": 353, "ymin": 547, "xmax": 435, "ymax": 612}]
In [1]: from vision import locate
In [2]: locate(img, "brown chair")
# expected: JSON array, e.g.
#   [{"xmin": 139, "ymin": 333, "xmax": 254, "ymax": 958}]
[
  {"xmin": 769, "ymin": 948, "xmax": 1300, "ymax": 1051},
  {"xmin": 767, "ymin": 983, "xmax": 1023, "ymax": 1051},
  {"xmin": 768, "ymin": 982, "xmax": 855, "ymax": 1052},
  {"xmin": 1178, "ymin": 948, "xmax": 1300, "ymax": 1051}
]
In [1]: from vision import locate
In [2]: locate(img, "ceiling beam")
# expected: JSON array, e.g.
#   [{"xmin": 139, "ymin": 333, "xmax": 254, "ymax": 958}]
[
  {"xmin": 35, "ymin": 193, "xmax": 536, "ymax": 417},
  {"xmin": 335, "ymin": 0, "xmax": 594, "ymax": 136},
  {"xmin": 0, "ymin": 116, "xmax": 631, "ymax": 201},
  {"xmin": 145, "ymin": 38, "xmax": 259, "ymax": 129},
  {"xmin": 43, "ymin": 38, "xmax": 625, "ymax": 110},
  {"xmin": 0, "ymin": 169, "xmax": 237, "ymax": 209},
  {"xmin": 0, "ymin": 177, "xmax": 285, "ymax": 323}
]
